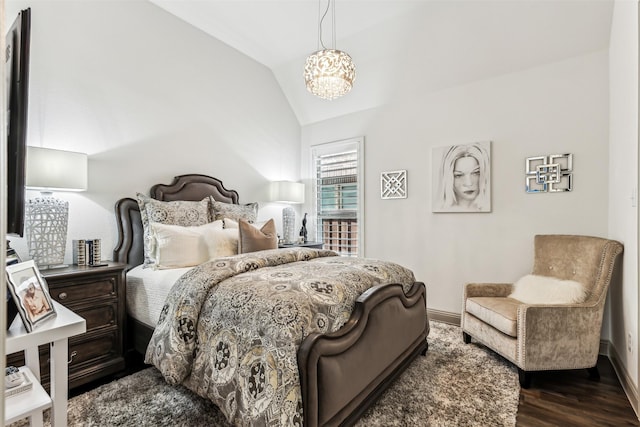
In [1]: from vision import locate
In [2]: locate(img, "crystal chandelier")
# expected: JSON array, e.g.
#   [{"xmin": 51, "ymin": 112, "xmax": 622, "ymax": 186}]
[{"xmin": 304, "ymin": 0, "xmax": 356, "ymax": 100}]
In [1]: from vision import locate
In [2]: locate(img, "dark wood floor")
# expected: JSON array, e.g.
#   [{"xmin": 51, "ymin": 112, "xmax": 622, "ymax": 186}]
[{"xmin": 517, "ymin": 355, "xmax": 639, "ymax": 426}]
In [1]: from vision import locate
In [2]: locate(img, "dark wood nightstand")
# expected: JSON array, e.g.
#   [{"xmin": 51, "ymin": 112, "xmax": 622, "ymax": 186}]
[
  {"xmin": 6, "ymin": 262, "xmax": 127, "ymax": 391},
  {"xmin": 278, "ymin": 241, "xmax": 324, "ymax": 249}
]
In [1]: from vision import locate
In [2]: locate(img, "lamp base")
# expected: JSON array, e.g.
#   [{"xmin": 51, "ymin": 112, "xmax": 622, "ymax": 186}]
[
  {"xmin": 25, "ymin": 196, "xmax": 69, "ymax": 268},
  {"xmin": 282, "ymin": 207, "xmax": 296, "ymax": 244}
]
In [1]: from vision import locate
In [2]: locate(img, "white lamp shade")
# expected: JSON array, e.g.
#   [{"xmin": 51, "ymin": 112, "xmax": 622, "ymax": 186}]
[
  {"xmin": 26, "ymin": 147, "xmax": 88, "ymax": 192},
  {"xmin": 269, "ymin": 181, "xmax": 304, "ymax": 204}
]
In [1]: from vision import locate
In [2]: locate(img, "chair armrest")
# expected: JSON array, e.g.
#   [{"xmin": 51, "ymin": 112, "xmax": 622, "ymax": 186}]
[
  {"xmin": 517, "ymin": 302, "xmax": 603, "ymax": 371},
  {"xmin": 464, "ymin": 282, "xmax": 513, "ymax": 299}
]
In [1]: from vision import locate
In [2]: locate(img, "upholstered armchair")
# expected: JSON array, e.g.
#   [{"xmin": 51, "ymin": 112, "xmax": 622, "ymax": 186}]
[{"xmin": 461, "ymin": 234, "xmax": 623, "ymax": 388}]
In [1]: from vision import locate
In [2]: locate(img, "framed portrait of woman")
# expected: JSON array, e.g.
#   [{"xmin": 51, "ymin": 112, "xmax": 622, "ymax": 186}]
[
  {"xmin": 6, "ymin": 260, "xmax": 56, "ymax": 332},
  {"xmin": 432, "ymin": 141, "xmax": 491, "ymax": 213}
]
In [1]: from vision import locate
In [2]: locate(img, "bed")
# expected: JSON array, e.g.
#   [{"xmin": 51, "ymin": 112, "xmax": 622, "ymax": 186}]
[{"xmin": 113, "ymin": 174, "xmax": 429, "ymax": 427}]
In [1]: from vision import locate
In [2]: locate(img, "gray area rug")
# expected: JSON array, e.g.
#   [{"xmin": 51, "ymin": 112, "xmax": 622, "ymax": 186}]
[{"xmin": 19, "ymin": 322, "xmax": 519, "ymax": 426}]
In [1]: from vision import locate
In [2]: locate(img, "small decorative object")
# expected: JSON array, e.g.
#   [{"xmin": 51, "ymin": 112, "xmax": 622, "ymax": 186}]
[
  {"xmin": 5, "ymin": 367, "xmax": 33, "ymax": 398},
  {"xmin": 299, "ymin": 213, "xmax": 308, "ymax": 242},
  {"xmin": 5, "ymin": 366, "xmax": 22, "ymax": 389},
  {"xmin": 5, "ymin": 260, "xmax": 56, "ymax": 332},
  {"xmin": 282, "ymin": 207, "xmax": 296, "ymax": 244},
  {"xmin": 6, "ymin": 244, "xmax": 20, "ymax": 266},
  {"xmin": 72, "ymin": 238, "xmax": 102, "ymax": 266},
  {"xmin": 381, "ymin": 170, "xmax": 407, "ymax": 199},
  {"xmin": 525, "ymin": 153, "xmax": 573, "ymax": 193},
  {"xmin": 432, "ymin": 141, "xmax": 491, "ymax": 213}
]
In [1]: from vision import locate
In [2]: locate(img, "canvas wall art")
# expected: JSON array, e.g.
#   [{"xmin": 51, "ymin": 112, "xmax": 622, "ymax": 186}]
[{"xmin": 432, "ymin": 141, "xmax": 491, "ymax": 213}]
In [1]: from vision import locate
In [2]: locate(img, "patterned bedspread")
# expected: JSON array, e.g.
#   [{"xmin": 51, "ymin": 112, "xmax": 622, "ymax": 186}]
[{"xmin": 145, "ymin": 247, "xmax": 416, "ymax": 426}]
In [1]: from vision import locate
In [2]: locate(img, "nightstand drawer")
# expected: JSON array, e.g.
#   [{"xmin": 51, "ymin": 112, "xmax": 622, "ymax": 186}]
[
  {"xmin": 73, "ymin": 302, "xmax": 117, "ymax": 332},
  {"xmin": 69, "ymin": 330, "xmax": 121, "ymax": 370},
  {"xmin": 48, "ymin": 277, "xmax": 117, "ymax": 304}
]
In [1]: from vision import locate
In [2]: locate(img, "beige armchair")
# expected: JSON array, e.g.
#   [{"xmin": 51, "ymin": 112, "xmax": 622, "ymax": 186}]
[{"xmin": 461, "ymin": 234, "xmax": 623, "ymax": 388}]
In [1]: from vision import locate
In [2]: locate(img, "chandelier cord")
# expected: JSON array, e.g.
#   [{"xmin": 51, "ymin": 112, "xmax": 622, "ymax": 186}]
[
  {"xmin": 332, "ymin": 0, "xmax": 336, "ymax": 49},
  {"xmin": 318, "ymin": 0, "xmax": 331, "ymax": 50}
]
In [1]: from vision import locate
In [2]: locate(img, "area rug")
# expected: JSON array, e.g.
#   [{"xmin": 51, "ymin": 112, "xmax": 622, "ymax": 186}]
[{"xmin": 18, "ymin": 322, "xmax": 519, "ymax": 426}]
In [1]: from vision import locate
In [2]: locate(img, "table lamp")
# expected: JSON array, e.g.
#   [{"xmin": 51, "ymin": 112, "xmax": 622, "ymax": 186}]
[
  {"xmin": 269, "ymin": 181, "xmax": 304, "ymax": 244},
  {"xmin": 25, "ymin": 147, "xmax": 88, "ymax": 269}
]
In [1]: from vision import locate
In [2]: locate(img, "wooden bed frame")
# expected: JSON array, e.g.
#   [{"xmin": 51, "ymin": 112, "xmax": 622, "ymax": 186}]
[{"xmin": 113, "ymin": 174, "xmax": 429, "ymax": 427}]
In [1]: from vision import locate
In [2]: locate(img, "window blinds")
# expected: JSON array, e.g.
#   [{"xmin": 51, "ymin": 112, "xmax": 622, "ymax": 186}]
[{"xmin": 315, "ymin": 150, "xmax": 359, "ymax": 256}]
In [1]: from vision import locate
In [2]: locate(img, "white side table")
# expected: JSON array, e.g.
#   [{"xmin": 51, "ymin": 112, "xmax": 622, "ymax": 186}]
[{"xmin": 5, "ymin": 301, "xmax": 86, "ymax": 427}]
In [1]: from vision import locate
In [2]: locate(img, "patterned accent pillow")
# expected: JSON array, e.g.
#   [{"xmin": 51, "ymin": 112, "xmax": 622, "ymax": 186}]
[
  {"xmin": 210, "ymin": 199, "xmax": 258, "ymax": 223},
  {"xmin": 238, "ymin": 218, "xmax": 277, "ymax": 253},
  {"xmin": 137, "ymin": 193, "xmax": 211, "ymax": 267}
]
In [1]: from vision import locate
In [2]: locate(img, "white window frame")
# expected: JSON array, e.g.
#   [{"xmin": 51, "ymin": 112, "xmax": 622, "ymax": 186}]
[{"xmin": 311, "ymin": 137, "xmax": 364, "ymax": 256}]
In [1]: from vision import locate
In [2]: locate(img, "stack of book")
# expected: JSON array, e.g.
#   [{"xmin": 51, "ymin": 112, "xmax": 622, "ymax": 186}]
[{"xmin": 72, "ymin": 239, "xmax": 102, "ymax": 266}]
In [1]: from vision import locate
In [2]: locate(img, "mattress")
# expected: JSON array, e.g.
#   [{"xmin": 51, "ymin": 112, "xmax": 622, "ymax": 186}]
[{"xmin": 126, "ymin": 264, "xmax": 192, "ymax": 328}]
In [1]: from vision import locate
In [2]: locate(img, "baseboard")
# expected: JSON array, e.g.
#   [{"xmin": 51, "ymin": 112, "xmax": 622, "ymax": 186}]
[
  {"xmin": 427, "ymin": 308, "xmax": 460, "ymax": 326},
  {"xmin": 606, "ymin": 341, "xmax": 640, "ymax": 420}
]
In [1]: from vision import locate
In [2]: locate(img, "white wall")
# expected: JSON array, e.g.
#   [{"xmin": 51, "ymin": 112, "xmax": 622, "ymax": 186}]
[
  {"xmin": 303, "ymin": 50, "xmax": 610, "ymax": 317},
  {"xmin": 609, "ymin": 0, "xmax": 639, "ymax": 392},
  {"xmin": 5, "ymin": 0, "xmax": 302, "ymax": 262}
]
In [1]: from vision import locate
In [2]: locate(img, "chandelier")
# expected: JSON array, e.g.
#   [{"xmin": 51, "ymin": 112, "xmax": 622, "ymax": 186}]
[{"xmin": 304, "ymin": 0, "xmax": 356, "ymax": 100}]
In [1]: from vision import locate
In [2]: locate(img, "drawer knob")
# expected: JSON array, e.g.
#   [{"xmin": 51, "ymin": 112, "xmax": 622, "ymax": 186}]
[
  {"xmin": 68, "ymin": 351, "xmax": 77, "ymax": 364},
  {"xmin": 58, "ymin": 292, "xmax": 68, "ymax": 300}
]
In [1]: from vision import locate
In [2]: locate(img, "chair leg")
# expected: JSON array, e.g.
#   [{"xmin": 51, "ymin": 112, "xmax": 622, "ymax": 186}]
[
  {"xmin": 462, "ymin": 332, "xmax": 471, "ymax": 344},
  {"xmin": 421, "ymin": 341, "xmax": 429, "ymax": 356},
  {"xmin": 518, "ymin": 368, "xmax": 532, "ymax": 389},
  {"xmin": 587, "ymin": 366, "xmax": 600, "ymax": 381}
]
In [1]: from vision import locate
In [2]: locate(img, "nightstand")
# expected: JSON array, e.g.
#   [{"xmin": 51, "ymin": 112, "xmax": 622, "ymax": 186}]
[
  {"xmin": 278, "ymin": 241, "xmax": 324, "ymax": 249},
  {"xmin": 6, "ymin": 262, "xmax": 127, "ymax": 391}
]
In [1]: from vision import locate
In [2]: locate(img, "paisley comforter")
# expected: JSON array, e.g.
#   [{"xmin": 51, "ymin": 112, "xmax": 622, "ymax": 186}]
[{"xmin": 145, "ymin": 247, "xmax": 416, "ymax": 426}]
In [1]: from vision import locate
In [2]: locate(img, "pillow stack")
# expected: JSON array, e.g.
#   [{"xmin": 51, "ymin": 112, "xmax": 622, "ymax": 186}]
[{"xmin": 137, "ymin": 194, "xmax": 277, "ymax": 269}]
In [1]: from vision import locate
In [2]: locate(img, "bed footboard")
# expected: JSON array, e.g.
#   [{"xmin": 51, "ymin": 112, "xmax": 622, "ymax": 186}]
[{"xmin": 298, "ymin": 281, "xmax": 429, "ymax": 427}]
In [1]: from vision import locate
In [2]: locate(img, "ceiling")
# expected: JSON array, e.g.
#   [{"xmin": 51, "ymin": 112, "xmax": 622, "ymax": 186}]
[{"xmin": 149, "ymin": 0, "xmax": 614, "ymax": 126}]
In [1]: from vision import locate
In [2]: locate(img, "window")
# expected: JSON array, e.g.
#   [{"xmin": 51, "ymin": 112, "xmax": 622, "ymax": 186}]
[{"xmin": 312, "ymin": 138, "xmax": 363, "ymax": 257}]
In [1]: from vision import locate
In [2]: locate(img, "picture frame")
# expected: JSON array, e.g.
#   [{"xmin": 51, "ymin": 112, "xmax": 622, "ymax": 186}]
[
  {"xmin": 432, "ymin": 141, "xmax": 492, "ymax": 213},
  {"xmin": 5, "ymin": 260, "xmax": 56, "ymax": 332}
]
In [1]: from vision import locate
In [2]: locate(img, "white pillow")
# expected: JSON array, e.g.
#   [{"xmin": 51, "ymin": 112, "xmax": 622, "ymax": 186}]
[
  {"xmin": 207, "ymin": 228, "xmax": 239, "ymax": 259},
  {"xmin": 508, "ymin": 274, "xmax": 587, "ymax": 305},
  {"xmin": 150, "ymin": 220, "xmax": 238, "ymax": 269}
]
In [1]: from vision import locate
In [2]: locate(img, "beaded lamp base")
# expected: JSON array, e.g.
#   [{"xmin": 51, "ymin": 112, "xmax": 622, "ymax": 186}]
[{"xmin": 282, "ymin": 207, "xmax": 296, "ymax": 244}]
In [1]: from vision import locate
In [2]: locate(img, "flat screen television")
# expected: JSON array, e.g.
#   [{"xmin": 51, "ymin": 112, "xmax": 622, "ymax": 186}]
[{"xmin": 6, "ymin": 8, "xmax": 31, "ymax": 237}]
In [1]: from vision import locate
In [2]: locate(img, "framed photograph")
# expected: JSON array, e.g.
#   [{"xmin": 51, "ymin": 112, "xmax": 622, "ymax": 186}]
[
  {"xmin": 432, "ymin": 141, "xmax": 491, "ymax": 213},
  {"xmin": 5, "ymin": 260, "xmax": 56, "ymax": 332}
]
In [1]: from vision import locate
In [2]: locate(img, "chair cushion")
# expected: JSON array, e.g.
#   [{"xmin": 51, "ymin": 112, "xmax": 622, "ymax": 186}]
[{"xmin": 465, "ymin": 297, "xmax": 521, "ymax": 337}]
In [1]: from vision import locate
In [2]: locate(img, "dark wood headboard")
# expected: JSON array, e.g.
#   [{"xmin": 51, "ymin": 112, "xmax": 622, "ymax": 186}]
[{"xmin": 113, "ymin": 174, "xmax": 240, "ymax": 270}]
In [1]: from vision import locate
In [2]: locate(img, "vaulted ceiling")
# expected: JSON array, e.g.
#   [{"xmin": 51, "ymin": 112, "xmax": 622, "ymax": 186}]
[{"xmin": 150, "ymin": 0, "xmax": 614, "ymax": 126}]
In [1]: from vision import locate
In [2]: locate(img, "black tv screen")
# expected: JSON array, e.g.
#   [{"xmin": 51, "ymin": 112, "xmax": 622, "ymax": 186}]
[{"xmin": 6, "ymin": 8, "xmax": 31, "ymax": 237}]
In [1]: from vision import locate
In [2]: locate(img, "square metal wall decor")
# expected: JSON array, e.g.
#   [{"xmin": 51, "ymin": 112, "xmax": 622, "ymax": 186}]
[
  {"xmin": 525, "ymin": 153, "xmax": 573, "ymax": 193},
  {"xmin": 381, "ymin": 170, "xmax": 407, "ymax": 199}
]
